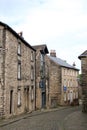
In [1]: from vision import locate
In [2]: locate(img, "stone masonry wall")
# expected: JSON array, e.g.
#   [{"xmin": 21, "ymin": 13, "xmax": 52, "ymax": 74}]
[
  {"xmin": 35, "ymin": 49, "xmax": 42, "ymax": 109},
  {"xmin": 81, "ymin": 58, "xmax": 87, "ymax": 112},
  {"xmin": 0, "ymin": 26, "xmax": 5, "ymax": 116},
  {"xmin": 0, "ymin": 26, "xmax": 35, "ymax": 118},
  {"xmin": 46, "ymin": 56, "xmax": 61, "ymax": 108}
]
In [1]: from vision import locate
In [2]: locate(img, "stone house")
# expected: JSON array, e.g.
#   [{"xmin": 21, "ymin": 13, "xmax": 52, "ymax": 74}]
[
  {"xmin": 46, "ymin": 50, "xmax": 79, "ymax": 108},
  {"xmin": 33, "ymin": 44, "xmax": 49, "ymax": 109},
  {"xmin": 78, "ymin": 50, "xmax": 87, "ymax": 112},
  {"xmin": 0, "ymin": 21, "xmax": 36, "ymax": 118}
]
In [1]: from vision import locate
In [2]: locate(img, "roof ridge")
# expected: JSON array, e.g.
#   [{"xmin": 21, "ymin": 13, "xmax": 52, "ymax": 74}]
[{"xmin": 48, "ymin": 55, "xmax": 79, "ymax": 70}]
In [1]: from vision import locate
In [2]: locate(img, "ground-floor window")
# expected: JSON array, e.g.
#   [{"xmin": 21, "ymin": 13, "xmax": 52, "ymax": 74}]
[
  {"xmin": 17, "ymin": 87, "xmax": 21, "ymax": 106},
  {"xmin": 10, "ymin": 90, "xmax": 13, "ymax": 114},
  {"xmin": 64, "ymin": 93, "xmax": 67, "ymax": 101},
  {"xmin": 31, "ymin": 86, "xmax": 34, "ymax": 101},
  {"xmin": 76, "ymin": 91, "xmax": 78, "ymax": 99},
  {"xmin": 67, "ymin": 92, "xmax": 70, "ymax": 100}
]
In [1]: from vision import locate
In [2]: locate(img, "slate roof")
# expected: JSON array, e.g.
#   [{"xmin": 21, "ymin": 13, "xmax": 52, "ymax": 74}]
[
  {"xmin": 48, "ymin": 55, "xmax": 79, "ymax": 70},
  {"xmin": 78, "ymin": 50, "xmax": 87, "ymax": 59}
]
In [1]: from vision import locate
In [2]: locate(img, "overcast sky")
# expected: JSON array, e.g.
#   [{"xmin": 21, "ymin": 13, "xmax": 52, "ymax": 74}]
[{"xmin": 0, "ymin": 0, "xmax": 87, "ymax": 71}]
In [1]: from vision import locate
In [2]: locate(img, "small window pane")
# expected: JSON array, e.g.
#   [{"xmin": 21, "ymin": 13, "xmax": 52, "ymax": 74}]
[
  {"xmin": 18, "ymin": 89, "xmax": 21, "ymax": 106},
  {"xmin": 18, "ymin": 43, "xmax": 21, "ymax": 55},
  {"xmin": 18, "ymin": 63, "xmax": 21, "ymax": 79}
]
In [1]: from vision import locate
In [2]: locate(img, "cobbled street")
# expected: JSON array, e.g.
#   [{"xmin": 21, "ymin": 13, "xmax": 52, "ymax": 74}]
[{"xmin": 0, "ymin": 106, "xmax": 81, "ymax": 130}]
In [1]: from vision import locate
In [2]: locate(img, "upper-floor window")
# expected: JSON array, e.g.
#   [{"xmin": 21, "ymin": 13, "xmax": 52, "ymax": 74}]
[
  {"xmin": 31, "ymin": 51, "xmax": 34, "ymax": 61},
  {"xmin": 31, "ymin": 66, "xmax": 34, "ymax": 80},
  {"xmin": 40, "ymin": 53, "xmax": 44, "ymax": 66},
  {"xmin": 18, "ymin": 61, "xmax": 21, "ymax": 80},
  {"xmin": 64, "ymin": 79, "xmax": 66, "ymax": 86},
  {"xmin": 18, "ymin": 43, "xmax": 21, "ymax": 55}
]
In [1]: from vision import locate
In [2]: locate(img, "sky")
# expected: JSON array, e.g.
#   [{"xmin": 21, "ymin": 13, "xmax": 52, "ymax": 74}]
[{"xmin": 0, "ymin": 0, "xmax": 87, "ymax": 72}]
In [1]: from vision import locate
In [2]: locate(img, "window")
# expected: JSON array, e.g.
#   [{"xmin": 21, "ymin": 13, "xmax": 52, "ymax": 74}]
[
  {"xmin": 73, "ymin": 92, "xmax": 75, "ymax": 99},
  {"xmin": 64, "ymin": 93, "xmax": 67, "ymax": 101},
  {"xmin": 31, "ymin": 66, "xmax": 34, "ymax": 80},
  {"xmin": 17, "ymin": 87, "xmax": 21, "ymax": 106},
  {"xmin": 31, "ymin": 86, "xmax": 34, "ymax": 101},
  {"xmin": 40, "ymin": 53, "xmax": 44, "ymax": 66},
  {"xmin": 76, "ymin": 91, "xmax": 78, "ymax": 99},
  {"xmin": 39, "ymin": 80, "xmax": 45, "ymax": 88},
  {"xmin": 64, "ymin": 79, "xmax": 66, "ymax": 86},
  {"xmin": 68, "ymin": 92, "xmax": 70, "ymax": 100},
  {"xmin": 18, "ymin": 43, "xmax": 21, "ymax": 55},
  {"xmin": 31, "ymin": 51, "xmax": 34, "ymax": 61},
  {"xmin": 70, "ymin": 79, "xmax": 72, "ymax": 87},
  {"xmin": 68, "ymin": 80, "xmax": 69, "ymax": 87},
  {"xmin": 18, "ymin": 61, "xmax": 21, "ymax": 80}
]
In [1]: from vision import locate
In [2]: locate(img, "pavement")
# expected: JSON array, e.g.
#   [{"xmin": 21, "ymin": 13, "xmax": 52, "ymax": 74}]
[
  {"xmin": 63, "ymin": 108, "xmax": 87, "ymax": 130},
  {"xmin": 0, "ymin": 106, "xmax": 87, "ymax": 130}
]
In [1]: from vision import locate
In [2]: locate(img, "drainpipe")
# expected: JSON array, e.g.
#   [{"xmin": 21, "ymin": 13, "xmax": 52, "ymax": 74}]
[{"xmin": 35, "ymin": 51, "xmax": 36, "ymax": 110}]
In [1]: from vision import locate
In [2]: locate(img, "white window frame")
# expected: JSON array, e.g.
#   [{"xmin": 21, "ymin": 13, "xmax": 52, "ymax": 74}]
[
  {"xmin": 18, "ymin": 43, "xmax": 21, "ymax": 55},
  {"xmin": 76, "ymin": 91, "xmax": 78, "ymax": 99},
  {"xmin": 31, "ymin": 51, "xmax": 34, "ymax": 61},
  {"xmin": 17, "ymin": 88, "xmax": 21, "ymax": 106},
  {"xmin": 68, "ymin": 92, "xmax": 70, "ymax": 100},
  {"xmin": 40, "ymin": 54, "xmax": 44, "ymax": 66},
  {"xmin": 64, "ymin": 93, "xmax": 67, "ymax": 101},
  {"xmin": 31, "ymin": 66, "xmax": 34, "ymax": 80},
  {"xmin": 31, "ymin": 86, "xmax": 34, "ymax": 101},
  {"xmin": 18, "ymin": 62, "xmax": 21, "ymax": 79}
]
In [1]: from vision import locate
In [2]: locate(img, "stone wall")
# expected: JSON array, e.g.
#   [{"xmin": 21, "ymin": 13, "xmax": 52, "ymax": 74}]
[
  {"xmin": 81, "ymin": 58, "xmax": 87, "ymax": 112},
  {"xmin": 0, "ymin": 25, "xmax": 36, "ymax": 118},
  {"xmin": 46, "ymin": 55, "xmax": 79, "ymax": 107},
  {"xmin": 45, "ymin": 56, "xmax": 61, "ymax": 108}
]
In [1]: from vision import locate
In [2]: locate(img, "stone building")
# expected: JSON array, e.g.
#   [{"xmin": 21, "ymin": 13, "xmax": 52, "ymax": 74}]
[
  {"xmin": 46, "ymin": 50, "xmax": 79, "ymax": 107},
  {"xmin": 33, "ymin": 44, "xmax": 49, "ymax": 109},
  {"xmin": 0, "ymin": 21, "xmax": 36, "ymax": 118},
  {"xmin": 78, "ymin": 50, "xmax": 87, "ymax": 112}
]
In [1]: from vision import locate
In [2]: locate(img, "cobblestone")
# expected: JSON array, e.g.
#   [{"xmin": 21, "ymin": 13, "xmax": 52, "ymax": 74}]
[{"xmin": 0, "ymin": 106, "xmax": 86, "ymax": 130}]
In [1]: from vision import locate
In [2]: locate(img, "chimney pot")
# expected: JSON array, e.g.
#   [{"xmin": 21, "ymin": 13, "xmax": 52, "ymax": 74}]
[
  {"xmin": 18, "ymin": 31, "xmax": 23, "ymax": 37},
  {"xmin": 50, "ymin": 50, "xmax": 56, "ymax": 57},
  {"xmin": 73, "ymin": 62, "xmax": 76, "ymax": 67}
]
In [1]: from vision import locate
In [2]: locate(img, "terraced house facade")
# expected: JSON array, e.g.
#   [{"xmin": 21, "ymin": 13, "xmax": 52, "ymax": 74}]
[
  {"xmin": 0, "ymin": 22, "xmax": 36, "ymax": 118},
  {"xmin": 33, "ymin": 45, "xmax": 49, "ymax": 109},
  {"xmin": 46, "ymin": 50, "xmax": 79, "ymax": 108},
  {"xmin": 78, "ymin": 50, "xmax": 87, "ymax": 112}
]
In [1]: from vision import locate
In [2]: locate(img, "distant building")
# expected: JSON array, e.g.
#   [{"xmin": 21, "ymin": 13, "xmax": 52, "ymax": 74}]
[
  {"xmin": 78, "ymin": 50, "xmax": 87, "ymax": 112},
  {"xmin": 33, "ymin": 44, "xmax": 49, "ymax": 109},
  {"xmin": 46, "ymin": 50, "xmax": 79, "ymax": 107},
  {"xmin": 0, "ymin": 22, "xmax": 36, "ymax": 118}
]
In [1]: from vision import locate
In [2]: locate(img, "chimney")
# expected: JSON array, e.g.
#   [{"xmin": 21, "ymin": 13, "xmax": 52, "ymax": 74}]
[
  {"xmin": 50, "ymin": 50, "xmax": 56, "ymax": 57},
  {"xmin": 18, "ymin": 31, "xmax": 23, "ymax": 37},
  {"xmin": 73, "ymin": 62, "xmax": 76, "ymax": 67}
]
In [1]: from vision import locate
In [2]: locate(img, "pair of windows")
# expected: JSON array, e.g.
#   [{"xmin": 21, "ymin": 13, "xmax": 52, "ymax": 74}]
[
  {"xmin": 17, "ymin": 43, "xmax": 34, "ymax": 80},
  {"xmin": 17, "ymin": 86, "xmax": 34, "ymax": 107}
]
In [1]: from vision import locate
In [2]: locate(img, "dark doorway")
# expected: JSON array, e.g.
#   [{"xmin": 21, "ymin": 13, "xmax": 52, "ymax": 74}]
[
  {"xmin": 24, "ymin": 86, "xmax": 29, "ymax": 112},
  {"xmin": 42, "ymin": 92, "xmax": 46, "ymax": 108},
  {"xmin": 10, "ymin": 90, "xmax": 13, "ymax": 114}
]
